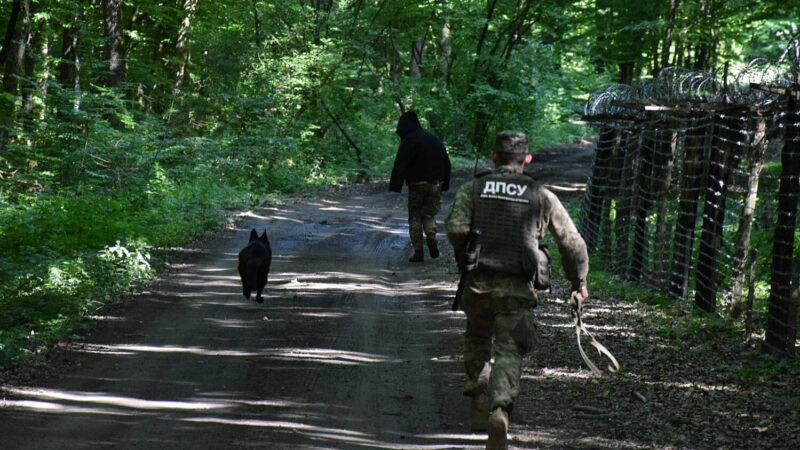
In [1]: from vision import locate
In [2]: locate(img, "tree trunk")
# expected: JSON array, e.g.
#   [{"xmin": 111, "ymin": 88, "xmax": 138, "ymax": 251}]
[
  {"xmin": 0, "ymin": 0, "xmax": 31, "ymax": 155},
  {"xmin": 175, "ymin": 0, "xmax": 198, "ymax": 89},
  {"xmin": 614, "ymin": 128, "xmax": 638, "ymax": 274},
  {"xmin": 55, "ymin": 7, "xmax": 83, "ymax": 115},
  {"xmin": 311, "ymin": 0, "xmax": 333, "ymax": 45},
  {"xmin": 619, "ymin": 62, "xmax": 634, "ymax": 84},
  {"xmin": 0, "ymin": 0, "xmax": 22, "ymax": 67},
  {"xmin": 321, "ymin": 102, "xmax": 363, "ymax": 164},
  {"xmin": 251, "ymin": 0, "xmax": 262, "ymax": 57},
  {"xmin": 466, "ymin": 0, "xmax": 499, "ymax": 152},
  {"xmin": 58, "ymin": 20, "xmax": 79, "ymax": 87},
  {"xmin": 103, "ymin": 0, "xmax": 125, "ymax": 87},
  {"xmin": 763, "ymin": 103, "xmax": 800, "ymax": 356},
  {"xmin": 580, "ymin": 126, "xmax": 616, "ymax": 252},
  {"xmin": 694, "ymin": 44, "xmax": 708, "ymax": 71},
  {"xmin": 652, "ymin": 128, "xmax": 677, "ymax": 289},
  {"xmin": 694, "ymin": 114, "xmax": 741, "ymax": 312},
  {"xmin": 693, "ymin": 0, "xmax": 718, "ymax": 71},
  {"xmin": 660, "ymin": 0, "xmax": 678, "ymax": 71},
  {"xmin": 409, "ymin": 37, "xmax": 424, "ymax": 77},
  {"xmin": 670, "ymin": 115, "xmax": 710, "ymax": 299},
  {"xmin": 21, "ymin": 30, "xmax": 38, "ymax": 146},
  {"xmin": 465, "ymin": 0, "xmax": 536, "ymax": 152},
  {"xmin": 440, "ymin": 18, "xmax": 451, "ymax": 81},
  {"xmin": 730, "ymin": 117, "xmax": 767, "ymax": 317},
  {"xmin": 674, "ymin": 37, "xmax": 684, "ymax": 68},
  {"xmin": 604, "ymin": 127, "xmax": 626, "ymax": 257},
  {"xmin": 630, "ymin": 125, "xmax": 657, "ymax": 281}
]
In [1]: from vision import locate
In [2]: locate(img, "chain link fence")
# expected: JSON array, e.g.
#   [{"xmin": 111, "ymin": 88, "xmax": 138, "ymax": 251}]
[{"xmin": 578, "ymin": 37, "xmax": 800, "ymax": 355}]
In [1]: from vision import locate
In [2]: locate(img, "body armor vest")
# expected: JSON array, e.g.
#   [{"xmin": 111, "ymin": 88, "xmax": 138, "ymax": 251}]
[{"xmin": 472, "ymin": 169, "xmax": 541, "ymax": 277}]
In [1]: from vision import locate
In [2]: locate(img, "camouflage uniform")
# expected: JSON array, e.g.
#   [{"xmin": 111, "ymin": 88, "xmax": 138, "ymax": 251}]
[
  {"xmin": 407, "ymin": 181, "xmax": 443, "ymax": 254},
  {"xmin": 445, "ymin": 133, "xmax": 588, "ymax": 414}
]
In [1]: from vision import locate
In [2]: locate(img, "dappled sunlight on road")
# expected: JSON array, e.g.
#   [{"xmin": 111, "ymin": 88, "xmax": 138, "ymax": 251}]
[
  {"xmin": 183, "ymin": 416, "xmax": 486, "ymax": 449},
  {"xmin": 522, "ymin": 367, "xmax": 600, "ymax": 381},
  {"xmin": 0, "ymin": 399, "xmax": 134, "ymax": 415},
  {"xmin": 267, "ymin": 347, "xmax": 403, "ymax": 365},
  {"xmin": 297, "ymin": 311, "xmax": 350, "ymax": 319},
  {"xmin": 69, "ymin": 343, "xmax": 264, "ymax": 357},
  {"xmin": 547, "ymin": 322, "xmax": 630, "ymax": 333},
  {"xmin": 2, "ymin": 386, "xmax": 234, "ymax": 411},
  {"xmin": 543, "ymin": 182, "xmax": 588, "ymax": 194},
  {"xmin": 86, "ymin": 315, "xmax": 128, "ymax": 322},
  {"xmin": 65, "ymin": 343, "xmax": 403, "ymax": 366},
  {"xmin": 202, "ymin": 317, "xmax": 260, "ymax": 329},
  {"xmin": 638, "ymin": 378, "xmax": 738, "ymax": 393},
  {"xmin": 271, "ymin": 273, "xmax": 426, "ymax": 296}
]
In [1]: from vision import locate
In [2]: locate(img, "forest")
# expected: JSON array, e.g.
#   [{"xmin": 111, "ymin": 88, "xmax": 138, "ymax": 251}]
[{"xmin": 1, "ymin": 0, "xmax": 799, "ymax": 370}]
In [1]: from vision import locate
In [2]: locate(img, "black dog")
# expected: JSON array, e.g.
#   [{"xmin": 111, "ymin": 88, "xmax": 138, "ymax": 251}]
[{"xmin": 238, "ymin": 229, "xmax": 272, "ymax": 303}]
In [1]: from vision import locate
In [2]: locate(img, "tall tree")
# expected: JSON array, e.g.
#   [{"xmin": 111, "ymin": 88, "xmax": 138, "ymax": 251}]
[
  {"xmin": 464, "ymin": 0, "xmax": 540, "ymax": 150},
  {"xmin": 0, "ymin": 0, "xmax": 22, "ymax": 67},
  {"xmin": 0, "ymin": 0, "xmax": 32, "ymax": 154},
  {"xmin": 174, "ymin": 0, "xmax": 198, "ymax": 90},
  {"xmin": 594, "ymin": 0, "xmax": 661, "ymax": 83},
  {"xmin": 764, "ymin": 52, "xmax": 800, "ymax": 355},
  {"xmin": 103, "ymin": 0, "xmax": 124, "ymax": 87}
]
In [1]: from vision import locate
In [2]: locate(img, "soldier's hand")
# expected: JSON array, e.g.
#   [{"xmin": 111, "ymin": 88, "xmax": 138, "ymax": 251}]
[{"xmin": 569, "ymin": 288, "xmax": 586, "ymax": 317}]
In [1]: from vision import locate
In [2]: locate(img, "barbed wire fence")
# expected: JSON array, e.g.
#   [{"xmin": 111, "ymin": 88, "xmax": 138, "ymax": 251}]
[{"xmin": 578, "ymin": 36, "xmax": 800, "ymax": 356}]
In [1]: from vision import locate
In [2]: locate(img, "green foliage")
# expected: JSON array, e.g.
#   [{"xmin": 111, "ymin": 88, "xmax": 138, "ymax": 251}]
[
  {"xmin": 728, "ymin": 355, "xmax": 800, "ymax": 387},
  {"xmin": 0, "ymin": 240, "xmax": 153, "ymax": 367}
]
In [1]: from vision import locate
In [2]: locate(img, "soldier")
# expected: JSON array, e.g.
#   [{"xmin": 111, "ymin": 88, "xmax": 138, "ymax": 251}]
[
  {"xmin": 445, "ymin": 131, "xmax": 589, "ymax": 450},
  {"xmin": 390, "ymin": 110, "xmax": 451, "ymax": 262}
]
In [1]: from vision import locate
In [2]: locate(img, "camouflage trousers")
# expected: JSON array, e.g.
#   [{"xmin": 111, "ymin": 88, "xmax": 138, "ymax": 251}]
[
  {"xmin": 407, "ymin": 181, "xmax": 442, "ymax": 252},
  {"xmin": 461, "ymin": 283, "xmax": 537, "ymax": 412}
]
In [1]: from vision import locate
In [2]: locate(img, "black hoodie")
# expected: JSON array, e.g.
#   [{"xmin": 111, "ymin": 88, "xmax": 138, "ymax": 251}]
[{"xmin": 389, "ymin": 111, "xmax": 451, "ymax": 192}]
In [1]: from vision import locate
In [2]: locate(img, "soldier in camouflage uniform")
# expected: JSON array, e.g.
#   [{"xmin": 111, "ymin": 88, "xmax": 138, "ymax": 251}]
[
  {"xmin": 390, "ymin": 111, "xmax": 451, "ymax": 262},
  {"xmin": 445, "ymin": 131, "xmax": 589, "ymax": 450}
]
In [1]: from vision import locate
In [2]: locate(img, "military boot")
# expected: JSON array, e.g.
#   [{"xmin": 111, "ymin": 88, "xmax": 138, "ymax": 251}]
[
  {"xmin": 409, "ymin": 251, "xmax": 424, "ymax": 262},
  {"xmin": 486, "ymin": 407, "xmax": 509, "ymax": 450},
  {"xmin": 427, "ymin": 238, "xmax": 440, "ymax": 259}
]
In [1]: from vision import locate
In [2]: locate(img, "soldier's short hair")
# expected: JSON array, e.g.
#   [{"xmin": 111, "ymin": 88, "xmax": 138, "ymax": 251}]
[{"xmin": 493, "ymin": 131, "xmax": 529, "ymax": 154}]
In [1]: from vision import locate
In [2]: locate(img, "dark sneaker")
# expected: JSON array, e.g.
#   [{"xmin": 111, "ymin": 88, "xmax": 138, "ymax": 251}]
[
  {"xmin": 486, "ymin": 407, "xmax": 509, "ymax": 450},
  {"xmin": 409, "ymin": 251, "xmax": 424, "ymax": 263},
  {"xmin": 427, "ymin": 238, "xmax": 440, "ymax": 259}
]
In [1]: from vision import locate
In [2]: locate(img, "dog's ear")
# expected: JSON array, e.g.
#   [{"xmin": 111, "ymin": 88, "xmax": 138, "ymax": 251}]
[
  {"xmin": 249, "ymin": 229, "xmax": 259, "ymax": 242},
  {"xmin": 260, "ymin": 229, "xmax": 268, "ymax": 241}
]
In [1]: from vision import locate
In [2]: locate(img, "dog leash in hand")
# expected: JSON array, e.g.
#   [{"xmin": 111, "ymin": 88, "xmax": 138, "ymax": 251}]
[{"xmin": 571, "ymin": 291, "xmax": 620, "ymax": 377}]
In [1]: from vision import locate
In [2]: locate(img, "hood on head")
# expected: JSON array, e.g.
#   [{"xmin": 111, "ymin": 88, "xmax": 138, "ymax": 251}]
[{"xmin": 396, "ymin": 111, "xmax": 422, "ymax": 138}]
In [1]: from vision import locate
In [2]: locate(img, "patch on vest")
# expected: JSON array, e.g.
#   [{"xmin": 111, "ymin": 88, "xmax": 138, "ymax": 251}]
[{"xmin": 479, "ymin": 180, "xmax": 530, "ymax": 203}]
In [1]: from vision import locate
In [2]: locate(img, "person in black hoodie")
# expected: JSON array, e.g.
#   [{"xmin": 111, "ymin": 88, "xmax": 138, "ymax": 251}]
[{"xmin": 389, "ymin": 110, "xmax": 452, "ymax": 262}]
